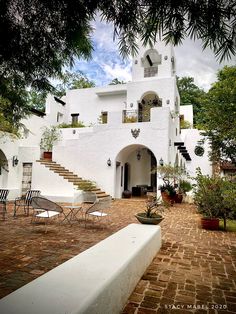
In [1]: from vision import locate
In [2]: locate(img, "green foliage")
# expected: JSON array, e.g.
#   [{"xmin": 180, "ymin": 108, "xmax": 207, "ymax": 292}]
[
  {"xmin": 145, "ymin": 195, "xmax": 166, "ymax": 218},
  {"xmin": 40, "ymin": 126, "xmax": 61, "ymax": 152},
  {"xmin": 177, "ymin": 76, "xmax": 206, "ymax": 126},
  {"xmin": 77, "ymin": 181, "xmax": 97, "ymax": 191},
  {"xmin": 59, "ymin": 121, "xmax": 86, "ymax": 128},
  {"xmin": 199, "ymin": 66, "xmax": 236, "ymax": 164},
  {"xmin": 27, "ymin": 90, "xmax": 48, "ymax": 111},
  {"xmin": 179, "ymin": 180, "xmax": 192, "ymax": 194},
  {"xmin": 180, "ymin": 119, "xmax": 192, "ymax": 129},
  {"xmin": 219, "ymin": 220, "xmax": 236, "ymax": 232},
  {"xmin": 123, "ymin": 116, "xmax": 137, "ymax": 123},
  {"xmin": 54, "ymin": 71, "xmax": 95, "ymax": 97},
  {"xmin": 0, "ymin": 77, "xmax": 30, "ymax": 135},
  {"xmin": 109, "ymin": 78, "xmax": 126, "ymax": 85},
  {"xmin": 193, "ymin": 168, "xmax": 236, "ymax": 229},
  {"xmin": 155, "ymin": 164, "xmax": 185, "ymax": 196}
]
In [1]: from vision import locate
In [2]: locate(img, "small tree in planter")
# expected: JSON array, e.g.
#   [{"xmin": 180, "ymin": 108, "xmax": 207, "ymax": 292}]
[
  {"xmin": 154, "ymin": 164, "xmax": 185, "ymax": 204},
  {"xmin": 193, "ymin": 168, "xmax": 236, "ymax": 230},
  {"xmin": 176, "ymin": 180, "xmax": 192, "ymax": 203},
  {"xmin": 135, "ymin": 195, "xmax": 168, "ymax": 225},
  {"xmin": 40, "ymin": 126, "xmax": 61, "ymax": 160}
]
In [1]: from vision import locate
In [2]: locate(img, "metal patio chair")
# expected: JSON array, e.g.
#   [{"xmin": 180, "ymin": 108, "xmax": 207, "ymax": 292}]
[
  {"xmin": 14, "ymin": 190, "xmax": 41, "ymax": 217},
  {"xmin": 84, "ymin": 195, "xmax": 112, "ymax": 228},
  {"xmin": 0, "ymin": 189, "xmax": 9, "ymax": 220},
  {"xmin": 31, "ymin": 196, "xmax": 65, "ymax": 232}
]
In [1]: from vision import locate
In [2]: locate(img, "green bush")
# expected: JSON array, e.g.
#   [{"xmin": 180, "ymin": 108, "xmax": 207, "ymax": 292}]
[
  {"xmin": 179, "ymin": 180, "xmax": 192, "ymax": 194},
  {"xmin": 193, "ymin": 168, "xmax": 236, "ymax": 230},
  {"xmin": 59, "ymin": 121, "xmax": 86, "ymax": 128}
]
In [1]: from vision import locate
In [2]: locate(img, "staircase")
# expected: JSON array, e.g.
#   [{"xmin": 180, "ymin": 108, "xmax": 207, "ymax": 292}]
[{"xmin": 37, "ymin": 160, "xmax": 109, "ymax": 199}]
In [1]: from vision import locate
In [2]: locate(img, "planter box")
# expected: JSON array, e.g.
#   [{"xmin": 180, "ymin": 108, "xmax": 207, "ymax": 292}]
[
  {"xmin": 200, "ymin": 218, "xmax": 219, "ymax": 230},
  {"xmin": 161, "ymin": 191, "xmax": 175, "ymax": 205},
  {"xmin": 43, "ymin": 152, "xmax": 52, "ymax": 160}
]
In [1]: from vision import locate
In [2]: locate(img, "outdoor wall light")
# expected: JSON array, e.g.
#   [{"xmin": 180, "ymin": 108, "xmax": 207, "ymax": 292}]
[
  {"xmin": 159, "ymin": 158, "xmax": 164, "ymax": 166},
  {"xmin": 107, "ymin": 158, "xmax": 112, "ymax": 166},
  {"xmin": 12, "ymin": 156, "xmax": 19, "ymax": 167}
]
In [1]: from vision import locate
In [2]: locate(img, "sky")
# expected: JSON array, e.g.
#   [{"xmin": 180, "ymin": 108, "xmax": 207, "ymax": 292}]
[{"xmin": 74, "ymin": 19, "xmax": 235, "ymax": 91}]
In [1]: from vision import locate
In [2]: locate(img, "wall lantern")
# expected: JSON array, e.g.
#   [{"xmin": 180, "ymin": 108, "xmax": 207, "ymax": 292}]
[
  {"xmin": 12, "ymin": 156, "xmax": 19, "ymax": 167},
  {"xmin": 137, "ymin": 151, "xmax": 141, "ymax": 161},
  {"xmin": 107, "ymin": 158, "xmax": 112, "ymax": 167},
  {"xmin": 159, "ymin": 158, "xmax": 164, "ymax": 166}
]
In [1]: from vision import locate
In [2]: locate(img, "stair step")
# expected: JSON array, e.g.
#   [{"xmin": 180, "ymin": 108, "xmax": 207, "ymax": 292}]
[
  {"xmin": 37, "ymin": 160, "xmax": 110, "ymax": 198},
  {"xmin": 97, "ymin": 193, "xmax": 110, "ymax": 198},
  {"xmin": 59, "ymin": 173, "xmax": 78, "ymax": 177},
  {"xmin": 46, "ymin": 165, "xmax": 69, "ymax": 171},
  {"xmin": 63, "ymin": 175, "xmax": 81, "ymax": 179},
  {"xmin": 53, "ymin": 170, "xmax": 72, "ymax": 174}
]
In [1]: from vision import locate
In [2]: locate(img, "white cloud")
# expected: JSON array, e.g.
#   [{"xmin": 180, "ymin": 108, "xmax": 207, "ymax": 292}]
[
  {"xmin": 101, "ymin": 63, "xmax": 132, "ymax": 82},
  {"xmin": 74, "ymin": 18, "xmax": 235, "ymax": 90},
  {"xmin": 175, "ymin": 38, "xmax": 235, "ymax": 90}
]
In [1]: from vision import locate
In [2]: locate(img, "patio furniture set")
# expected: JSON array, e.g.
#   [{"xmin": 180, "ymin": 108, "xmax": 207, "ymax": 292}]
[{"xmin": 0, "ymin": 189, "xmax": 111, "ymax": 231}]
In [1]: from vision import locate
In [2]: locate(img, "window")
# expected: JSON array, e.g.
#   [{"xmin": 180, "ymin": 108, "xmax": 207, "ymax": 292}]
[
  {"xmin": 101, "ymin": 111, "xmax": 108, "ymax": 124},
  {"xmin": 71, "ymin": 113, "xmax": 79, "ymax": 124},
  {"xmin": 57, "ymin": 112, "xmax": 63, "ymax": 123}
]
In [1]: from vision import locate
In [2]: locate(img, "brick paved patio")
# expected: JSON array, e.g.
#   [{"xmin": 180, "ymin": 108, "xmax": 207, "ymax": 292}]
[{"xmin": 0, "ymin": 200, "xmax": 236, "ymax": 314}]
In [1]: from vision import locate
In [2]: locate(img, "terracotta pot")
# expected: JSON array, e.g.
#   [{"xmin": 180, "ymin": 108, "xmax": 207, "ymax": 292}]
[
  {"xmin": 135, "ymin": 213, "xmax": 164, "ymax": 225},
  {"xmin": 161, "ymin": 191, "xmax": 175, "ymax": 205},
  {"xmin": 175, "ymin": 193, "xmax": 183, "ymax": 203},
  {"xmin": 43, "ymin": 151, "xmax": 52, "ymax": 160},
  {"xmin": 200, "ymin": 217, "xmax": 219, "ymax": 230},
  {"xmin": 122, "ymin": 190, "xmax": 132, "ymax": 198}
]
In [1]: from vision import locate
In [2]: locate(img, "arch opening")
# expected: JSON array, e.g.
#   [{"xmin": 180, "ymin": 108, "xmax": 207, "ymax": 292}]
[
  {"xmin": 115, "ymin": 144, "xmax": 157, "ymax": 198},
  {"xmin": 138, "ymin": 92, "xmax": 162, "ymax": 122},
  {"xmin": 0, "ymin": 150, "xmax": 9, "ymax": 188}
]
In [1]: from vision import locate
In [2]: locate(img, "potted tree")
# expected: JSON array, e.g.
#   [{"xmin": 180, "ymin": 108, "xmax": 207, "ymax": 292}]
[
  {"xmin": 135, "ymin": 195, "xmax": 167, "ymax": 225},
  {"xmin": 193, "ymin": 168, "xmax": 236, "ymax": 230},
  {"xmin": 155, "ymin": 165, "xmax": 184, "ymax": 205},
  {"xmin": 40, "ymin": 126, "xmax": 61, "ymax": 160},
  {"xmin": 175, "ymin": 180, "xmax": 192, "ymax": 203}
]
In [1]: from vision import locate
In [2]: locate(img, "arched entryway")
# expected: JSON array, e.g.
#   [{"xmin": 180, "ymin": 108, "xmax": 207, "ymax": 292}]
[
  {"xmin": 115, "ymin": 144, "xmax": 157, "ymax": 198},
  {"xmin": 0, "ymin": 150, "xmax": 9, "ymax": 188},
  {"xmin": 138, "ymin": 91, "xmax": 162, "ymax": 122}
]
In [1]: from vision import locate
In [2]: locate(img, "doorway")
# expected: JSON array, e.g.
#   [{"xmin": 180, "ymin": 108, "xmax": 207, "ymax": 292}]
[
  {"xmin": 22, "ymin": 163, "xmax": 33, "ymax": 195},
  {"xmin": 124, "ymin": 163, "xmax": 130, "ymax": 190}
]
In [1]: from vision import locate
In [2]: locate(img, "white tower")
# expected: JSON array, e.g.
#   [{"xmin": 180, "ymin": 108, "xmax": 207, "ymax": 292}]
[{"xmin": 131, "ymin": 39, "xmax": 176, "ymax": 82}]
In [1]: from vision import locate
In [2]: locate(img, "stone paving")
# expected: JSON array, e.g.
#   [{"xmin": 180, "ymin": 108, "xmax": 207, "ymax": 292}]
[
  {"xmin": 0, "ymin": 200, "xmax": 236, "ymax": 314},
  {"xmin": 123, "ymin": 204, "xmax": 236, "ymax": 314}
]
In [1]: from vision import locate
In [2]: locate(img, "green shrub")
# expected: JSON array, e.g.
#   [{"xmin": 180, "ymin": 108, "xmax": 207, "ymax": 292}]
[
  {"xmin": 59, "ymin": 121, "xmax": 86, "ymax": 128},
  {"xmin": 193, "ymin": 168, "xmax": 236, "ymax": 230}
]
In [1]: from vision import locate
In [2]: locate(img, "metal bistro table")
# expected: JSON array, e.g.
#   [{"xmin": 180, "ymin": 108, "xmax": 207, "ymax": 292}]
[{"xmin": 63, "ymin": 205, "xmax": 82, "ymax": 225}]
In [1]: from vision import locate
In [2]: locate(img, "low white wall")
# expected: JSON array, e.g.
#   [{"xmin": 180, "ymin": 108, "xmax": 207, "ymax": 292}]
[{"xmin": 0, "ymin": 223, "xmax": 162, "ymax": 314}]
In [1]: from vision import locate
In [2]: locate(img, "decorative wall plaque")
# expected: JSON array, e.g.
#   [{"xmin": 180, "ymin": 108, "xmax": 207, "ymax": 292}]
[
  {"xmin": 194, "ymin": 146, "xmax": 205, "ymax": 156},
  {"xmin": 131, "ymin": 128, "xmax": 140, "ymax": 139}
]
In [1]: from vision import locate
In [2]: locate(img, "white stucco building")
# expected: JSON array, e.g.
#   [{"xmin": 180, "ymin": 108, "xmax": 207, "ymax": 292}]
[{"xmin": 0, "ymin": 39, "xmax": 212, "ymax": 201}]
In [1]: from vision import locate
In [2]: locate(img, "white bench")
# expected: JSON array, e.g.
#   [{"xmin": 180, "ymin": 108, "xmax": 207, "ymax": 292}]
[{"xmin": 0, "ymin": 223, "xmax": 162, "ymax": 314}]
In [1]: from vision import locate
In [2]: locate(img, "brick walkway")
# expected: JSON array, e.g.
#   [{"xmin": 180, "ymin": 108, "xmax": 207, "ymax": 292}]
[
  {"xmin": 123, "ymin": 204, "xmax": 236, "ymax": 314},
  {"xmin": 0, "ymin": 200, "xmax": 236, "ymax": 314}
]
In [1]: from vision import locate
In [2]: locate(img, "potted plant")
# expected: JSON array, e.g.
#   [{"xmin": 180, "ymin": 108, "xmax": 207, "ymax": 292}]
[
  {"xmin": 40, "ymin": 126, "xmax": 61, "ymax": 160},
  {"xmin": 135, "ymin": 195, "xmax": 167, "ymax": 225},
  {"xmin": 193, "ymin": 169, "xmax": 223, "ymax": 230},
  {"xmin": 175, "ymin": 180, "xmax": 192, "ymax": 203},
  {"xmin": 155, "ymin": 165, "xmax": 184, "ymax": 205},
  {"xmin": 159, "ymin": 183, "xmax": 176, "ymax": 204}
]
